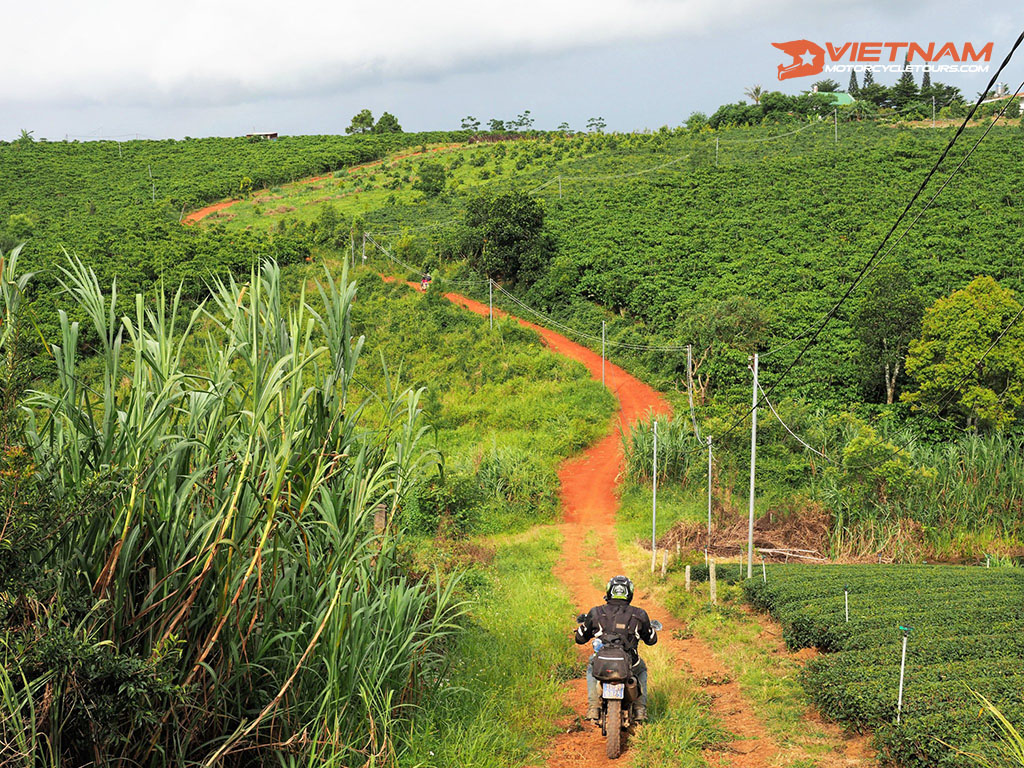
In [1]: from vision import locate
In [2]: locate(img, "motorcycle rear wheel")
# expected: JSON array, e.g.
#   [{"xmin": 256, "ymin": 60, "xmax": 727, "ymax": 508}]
[{"xmin": 605, "ymin": 699, "xmax": 622, "ymax": 759}]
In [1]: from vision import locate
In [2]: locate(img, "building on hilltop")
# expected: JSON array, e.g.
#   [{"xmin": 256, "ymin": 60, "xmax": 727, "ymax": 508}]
[
  {"xmin": 809, "ymin": 84, "xmax": 856, "ymax": 106},
  {"xmin": 245, "ymin": 132, "xmax": 278, "ymax": 140}
]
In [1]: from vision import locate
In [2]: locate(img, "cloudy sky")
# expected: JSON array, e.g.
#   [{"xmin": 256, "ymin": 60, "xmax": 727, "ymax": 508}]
[{"xmin": 2, "ymin": 0, "xmax": 1019, "ymax": 140}]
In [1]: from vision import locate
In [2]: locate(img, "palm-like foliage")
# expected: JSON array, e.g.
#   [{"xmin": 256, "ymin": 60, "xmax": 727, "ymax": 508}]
[{"xmin": 744, "ymin": 85, "xmax": 765, "ymax": 105}]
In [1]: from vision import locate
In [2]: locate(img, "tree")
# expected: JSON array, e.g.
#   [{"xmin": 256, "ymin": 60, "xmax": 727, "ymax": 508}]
[
  {"xmin": 685, "ymin": 111, "xmax": 709, "ymax": 131},
  {"xmin": 463, "ymin": 191, "xmax": 548, "ymax": 282},
  {"xmin": 890, "ymin": 58, "xmax": 919, "ymax": 109},
  {"xmin": 847, "ymin": 70, "xmax": 860, "ymax": 97},
  {"xmin": 744, "ymin": 85, "xmax": 765, "ymax": 104},
  {"xmin": 487, "ymin": 118, "xmax": 506, "ymax": 132},
  {"xmin": 16, "ymin": 129, "xmax": 33, "ymax": 148},
  {"xmin": 460, "ymin": 115, "xmax": 480, "ymax": 131},
  {"xmin": 513, "ymin": 110, "xmax": 534, "ymax": 130},
  {"xmin": 373, "ymin": 112, "xmax": 402, "ymax": 133},
  {"xmin": 812, "ymin": 79, "xmax": 841, "ymax": 92},
  {"xmin": 920, "ymin": 69, "xmax": 932, "ymax": 96},
  {"xmin": 556, "ymin": 121, "xmax": 571, "ymax": 133},
  {"xmin": 853, "ymin": 264, "xmax": 925, "ymax": 404},
  {"xmin": 586, "ymin": 116, "xmax": 606, "ymax": 133},
  {"xmin": 413, "ymin": 162, "xmax": 446, "ymax": 198},
  {"xmin": 903, "ymin": 276, "xmax": 1024, "ymax": 429},
  {"xmin": 346, "ymin": 109, "xmax": 374, "ymax": 135},
  {"xmin": 858, "ymin": 68, "xmax": 888, "ymax": 107}
]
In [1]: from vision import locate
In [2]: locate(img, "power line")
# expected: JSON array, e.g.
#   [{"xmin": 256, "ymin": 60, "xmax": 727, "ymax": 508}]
[
  {"xmin": 762, "ymin": 89, "xmax": 1022, "ymax": 360},
  {"xmin": 757, "ymin": 380, "xmax": 831, "ymax": 461}
]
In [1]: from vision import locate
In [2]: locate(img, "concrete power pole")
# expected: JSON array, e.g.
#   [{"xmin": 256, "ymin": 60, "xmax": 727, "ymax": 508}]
[
  {"xmin": 707, "ymin": 436, "xmax": 713, "ymax": 552},
  {"xmin": 651, "ymin": 419, "xmax": 658, "ymax": 573},
  {"xmin": 747, "ymin": 353, "xmax": 758, "ymax": 579}
]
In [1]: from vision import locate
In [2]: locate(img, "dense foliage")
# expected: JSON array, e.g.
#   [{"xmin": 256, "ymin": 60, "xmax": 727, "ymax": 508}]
[
  {"xmin": 0, "ymin": 257, "xmax": 466, "ymax": 765},
  {"xmin": 743, "ymin": 564, "xmax": 1024, "ymax": 767},
  {"xmin": 0, "ymin": 132, "xmax": 460, "ymax": 373}
]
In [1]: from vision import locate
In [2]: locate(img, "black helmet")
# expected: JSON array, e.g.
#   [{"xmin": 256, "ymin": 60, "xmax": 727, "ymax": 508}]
[{"xmin": 605, "ymin": 575, "xmax": 634, "ymax": 603}]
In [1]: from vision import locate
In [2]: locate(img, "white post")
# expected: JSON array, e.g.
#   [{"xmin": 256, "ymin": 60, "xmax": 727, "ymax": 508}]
[
  {"xmin": 762, "ymin": 560, "xmax": 767, "ymax": 583},
  {"xmin": 489, "ymin": 280, "xmax": 493, "ymax": 329},
  {"xmin": 685, "ymin": 565, "xmax": 692, "ymax": 592},
  {"xmin": 707, "ymin": 436, "xmax": 713, "ymax": 551},
  {"xmin": 709, "ymin": 559, "xmax": 717, "ymax": 605},
  {"xmin": 747, "ymin": 353, "xmax": 758, "ymax": 580},
  {"xmin": 361, "ymin": 233, "xmax": 366, "ymax": 264},
  {"xmin": 651, "ymin": 419, "xmax": 658, "ymax": 573},
  {"xmin": 661, "ymin": 551, "xmax": 668, "ymax": 580},
  {"xmin": 834, "ymin": 109, "xmax": 838, "ymax": 144},
  {"xmin": 896, "ymin": 632, "xmax": 909, "ymax": 724},
  {"xmin": 601, "ymin": 321, "xmax": 606, "ymax": 387},
  {"xmin": 845, "ymin": 588, "xmax": 850, "ymax": 622},
  {"xmin": 932, "ymin": 95, "xmax": 936, "ymax": 128}
]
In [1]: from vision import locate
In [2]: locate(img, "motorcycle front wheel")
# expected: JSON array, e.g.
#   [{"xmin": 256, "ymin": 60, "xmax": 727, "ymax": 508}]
[{"xmin": 605, "ymin": 699, "xmax": 622, "ymax": 759}]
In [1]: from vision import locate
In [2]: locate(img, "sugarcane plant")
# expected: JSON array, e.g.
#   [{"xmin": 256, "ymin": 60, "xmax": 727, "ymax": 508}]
[{"xmin": 0, "ymin": 251, "xmax": 467, "ymax": 766}]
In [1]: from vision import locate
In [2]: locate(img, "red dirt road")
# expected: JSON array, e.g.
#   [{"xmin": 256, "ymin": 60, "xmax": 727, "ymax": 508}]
[
  {"xmin": 180, "ymin": 144, "xmax": 464, "ymax": 226},
  {"xmin": 441, "ymin": 290, "xmax": 791, "ymax": 767},
  {"xmin": 182, "ymin": 200, "xmax": 237, "ymax": 225},
  {"xmin": 383, "ymin": 278, "xmax": 869, "ymax": 767}
]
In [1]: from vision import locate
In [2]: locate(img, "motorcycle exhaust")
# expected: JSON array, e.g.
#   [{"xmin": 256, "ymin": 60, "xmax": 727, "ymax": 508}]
[{"xmin": 624, "ymin": 676, "xmax": 641, "ymax": 703}]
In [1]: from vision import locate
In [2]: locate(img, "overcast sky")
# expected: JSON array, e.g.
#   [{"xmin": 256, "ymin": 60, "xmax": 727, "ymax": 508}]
[{"xmin": 2, "ymin": 1, "xmax": 1019, "ymax": 140}]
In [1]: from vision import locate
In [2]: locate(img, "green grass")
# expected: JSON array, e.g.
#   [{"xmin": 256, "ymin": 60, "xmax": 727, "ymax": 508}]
[{"xmin": 400, "ymin": 527, "xmax": 576, "ymax": 767}]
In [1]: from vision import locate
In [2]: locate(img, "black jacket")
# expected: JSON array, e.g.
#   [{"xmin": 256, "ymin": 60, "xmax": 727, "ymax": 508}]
[{"xmin": 575, "ymin": 601, "xmax": 657, "ymax": 663}]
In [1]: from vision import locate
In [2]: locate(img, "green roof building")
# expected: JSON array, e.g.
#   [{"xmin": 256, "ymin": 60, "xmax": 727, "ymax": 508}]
[{"xmin": 812, "ymin": 90, "xmax": 856, "ymax": 106}]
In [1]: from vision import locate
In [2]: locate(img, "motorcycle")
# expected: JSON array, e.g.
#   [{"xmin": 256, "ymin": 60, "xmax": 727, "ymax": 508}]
[{"xmin": 576, "ymin": 614, "xmax": 662, "ymax": 759}]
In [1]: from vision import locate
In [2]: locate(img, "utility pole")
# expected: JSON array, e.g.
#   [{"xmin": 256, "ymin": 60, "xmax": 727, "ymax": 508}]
[
  {"xmin": 707, "ymin": 436, "xmax": 713, "ymax": 551},
  {"xmin": 148, "ymin": 165, "xmax": 155, "ymax": 203},
  {"xmin": 747, "ymin": 353, "xmax": 758, "ymax": 580},
  {"xmin": 489, "ymin": 280, "xmax": 493, "ymax": 329},
  {"xmin": 601, "ymin": 321, "xmax": 606, "ymax": 386},
  {"xmin": 932, "ymin": 95, "xmax": 936, "ymax": 128},
  {"xmin": 558, "ymin": 176, "xmax": 562, "ymax": 199},
  {"xmin": 651, "ymin": 419, "xmax": 658, "ymax": 573}
]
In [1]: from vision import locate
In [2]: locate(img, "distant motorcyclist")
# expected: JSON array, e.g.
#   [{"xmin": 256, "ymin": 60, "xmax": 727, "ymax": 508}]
[{"xmin": 575, "ymin": 575, "xmax": 657, "ymax": 722}]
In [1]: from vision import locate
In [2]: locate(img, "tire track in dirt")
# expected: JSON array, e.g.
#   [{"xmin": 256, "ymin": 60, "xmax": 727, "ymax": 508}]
[
  {"xmin": 379, "ymin": 277, "xmax": 870, "ymax": 766},
  {"xmin": 439, "ymin": 290, "xmax": 787, "ymax": 767}
]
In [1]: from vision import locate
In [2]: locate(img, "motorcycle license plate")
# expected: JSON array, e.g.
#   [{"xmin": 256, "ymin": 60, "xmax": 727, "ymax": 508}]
[{"xmin": 602, "ymin": 682, "xmax": 625, "ymax": 700}]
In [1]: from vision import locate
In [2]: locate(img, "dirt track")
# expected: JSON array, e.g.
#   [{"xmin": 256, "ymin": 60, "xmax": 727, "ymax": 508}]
[
  {"xmin": 180, "ymin": 143, "xmax": 464, "ymax": 226},
  {"xmin": 441, "ymin": 290, "xmax": 796, "ymax": 767}
]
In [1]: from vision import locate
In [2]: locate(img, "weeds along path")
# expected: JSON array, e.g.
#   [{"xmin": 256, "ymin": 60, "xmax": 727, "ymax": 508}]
[{"xmin": 438, "ymin": 289, "xmax": 786, "ymax": 767}]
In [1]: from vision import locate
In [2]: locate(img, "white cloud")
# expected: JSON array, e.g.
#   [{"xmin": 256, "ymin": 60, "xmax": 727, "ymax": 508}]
[{"xmin": 5, "ymin": 0, "xmax": 800, "ymax": 106}]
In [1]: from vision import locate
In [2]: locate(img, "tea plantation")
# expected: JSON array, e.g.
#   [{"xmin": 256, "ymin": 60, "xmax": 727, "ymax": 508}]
[{"xmin": 743, "ymin": 565, "xmax": 1024, "ymax": 766}]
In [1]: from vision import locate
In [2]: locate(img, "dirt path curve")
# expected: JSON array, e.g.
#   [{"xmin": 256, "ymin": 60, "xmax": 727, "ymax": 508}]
[
  {"xmin": 438, "ymin": 290, "xmax": 786, "ymax": 767},
  {"xmin": 181, "ymin": 143, "xmax": 465, "ymax": 226}
]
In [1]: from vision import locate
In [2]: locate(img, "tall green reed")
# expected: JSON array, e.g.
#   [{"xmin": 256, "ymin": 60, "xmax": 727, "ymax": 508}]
[{"xmin": 3, "ymin": 254, "xmax": 466, "ymax": 766}]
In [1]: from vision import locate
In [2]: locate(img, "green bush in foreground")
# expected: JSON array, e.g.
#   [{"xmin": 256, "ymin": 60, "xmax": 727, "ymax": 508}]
[{"xmin": 0, "ymin": 255, "xmax": 465, "ymax": 766}]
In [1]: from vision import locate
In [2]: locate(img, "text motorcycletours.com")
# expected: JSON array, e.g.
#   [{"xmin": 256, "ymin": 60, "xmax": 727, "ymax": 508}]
[{"xmin": 771, "ymin": 40, "xmax": 993, "ymax": 81}]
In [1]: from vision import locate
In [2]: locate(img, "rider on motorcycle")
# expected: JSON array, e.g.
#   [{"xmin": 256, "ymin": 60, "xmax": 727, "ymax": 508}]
[{"xmin": 575, "ymin": 575, "xmax": 657, "ymax": 723}]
